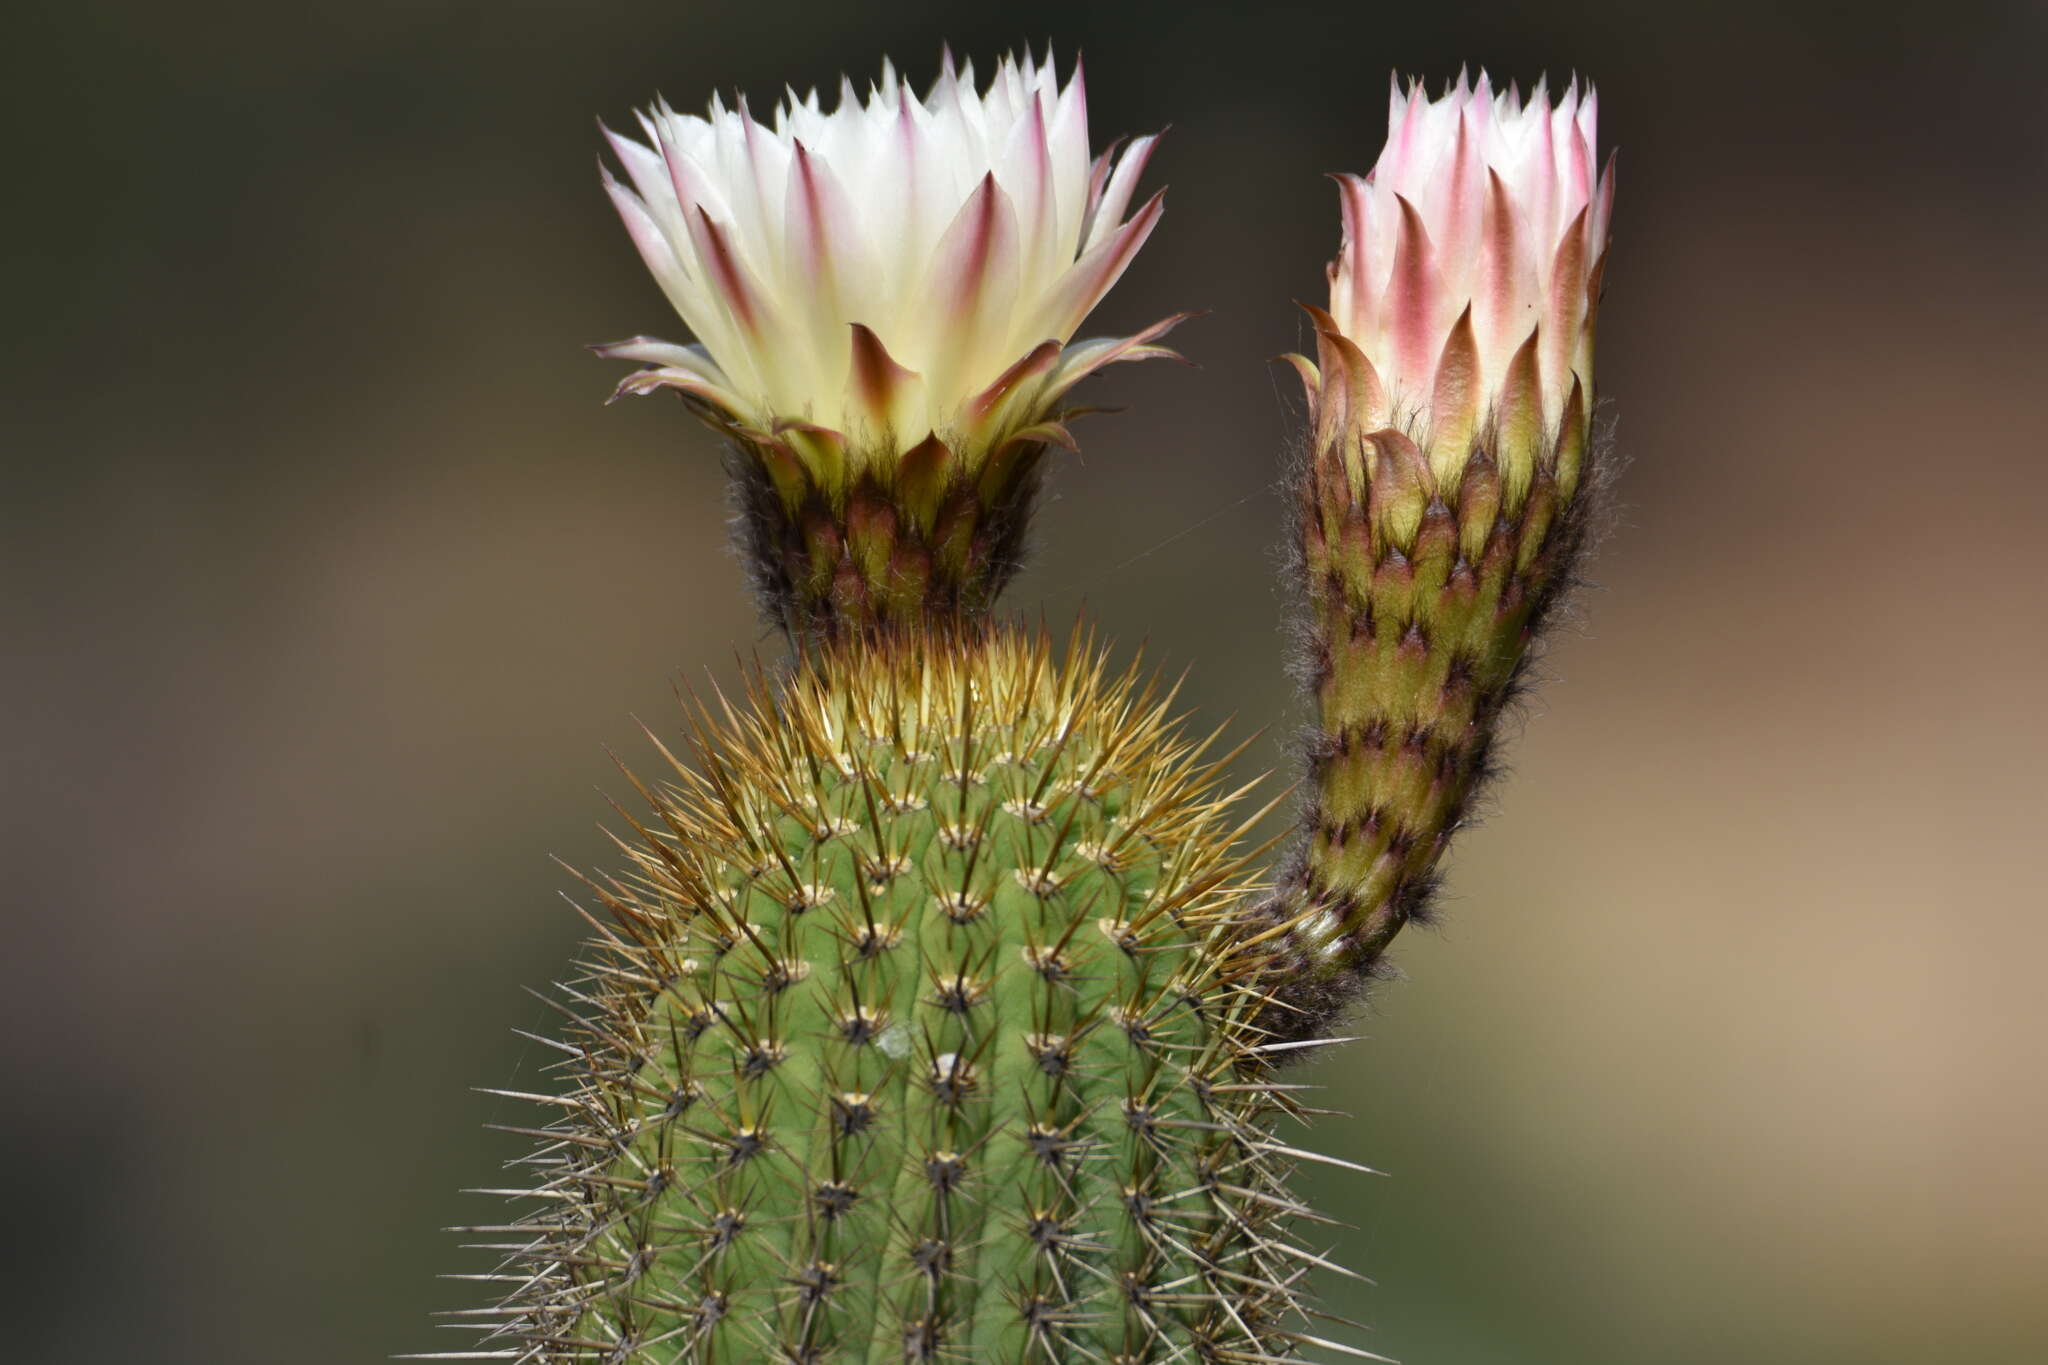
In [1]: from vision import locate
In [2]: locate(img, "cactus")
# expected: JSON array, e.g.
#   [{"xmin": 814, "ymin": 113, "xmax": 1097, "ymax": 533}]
[
  {"xmin": 423, "ymin": 56, "xmax": 1616, "ymax": 1365},
  {"xmin": 458, "ymin": 625, "xmax": 1340, "ymax": 1362}
]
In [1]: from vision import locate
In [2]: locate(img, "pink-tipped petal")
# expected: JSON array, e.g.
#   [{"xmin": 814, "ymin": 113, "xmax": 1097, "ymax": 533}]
[
  {"xmin": 964, "ymin": 338, "xmax": 1063, "ymax": 438},
  {"xmin": 1082, "ymin": 132, "xmax": 1159, "ymax": 252},
  {"xmin": 786, "ymin": 141, "xmax": 856, "ymax": 301},
  {"xmin": 1315, "ymin": 323, "xmax": 1389, "ymax": 439},
  {"xmin": 1047, "ymin": 55, "xmax": 1091, "ymax": 245},
  {"xmin": 926, "ymin": 174, "xmax": 1019, "ymax": 322},
  {"xmin": 590, "ymin": 337, "xmax": 729, "ymax": 381},
  {"xmin": 846, "ymin": 323, "xmax": 925, "ymax": 441},
  {"xmin": 1386, "ymin": 196, "xmax": 1452, "ymax": 398},
  {"xmin": 1542, "ymin": 204, "xmax": 1590, "ymax": 421},
  {"xmin": 1004, "ymin": 89, "xmax": 1060, "ymax": 289},
  {"xmin": 1329, "ymin": 173, "xmax": 1377, "ymax": 339},
  {"xmin": 1040, "ymin": 310, "xmax": 1193, "ymax": 404},
  {"xmin": 1031, "ymin": 186, "xmax": 1164, "ymax": 346},
  {"xmin": 1592, "ymin": 148, "xmax": 1618, "ymax": 249},
  {"xmin": 916, "ymin": 172, "xmax": 1022, "ymax": 395},
  {"xmin": 602, "ymin": 121, "xmax": 680, "ymax": 222},
  {"xmin": 1383, "ymin": 75, "xmax": 1424, "ymax": 184},
  {"xmin": 607, "ymin": 364, "xmax": 746, "ymax": 417},
  {"xmin": 686, "ymin": 206, "xmax": 768, "ymax": 338},
  {"xmin": 1079, "ymin": 140, "xmax": 1121, "ymax": 237},
  {"xmin": 1426, "ymin": 103, "xmax": 1482, "ymax": 282},
  {"xmin": 601, "ymin": 170, "xmax": 684, "ymax": 293},
  {"xmin": 1474, "ymin": 170, "xmax": 1538, "ymax": 381}
]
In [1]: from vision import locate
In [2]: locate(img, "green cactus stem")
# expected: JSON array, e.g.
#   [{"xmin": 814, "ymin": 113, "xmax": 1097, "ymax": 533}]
[{"xmin": 444, "ymin": 624, "xmax": 1361, "ymax": 1363}]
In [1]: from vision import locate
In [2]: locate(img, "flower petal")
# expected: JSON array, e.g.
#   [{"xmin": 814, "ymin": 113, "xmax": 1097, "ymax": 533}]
[
  {"xmin": 914, "ymin": 171, "xmax": 1021, "ymax": 407},
  {"xmin": 1030, "ymin": 187, "xmax": 1164, "ymax": 347},
  {"xmin": 1385, "ymin": 195, "xmax": 1453, "ymax": 400},
  {"xmin": 1082, "ymin": 132, "xmax": 1159, "ymax": 252},
  {"xmin": 1041, "ymin": 310, "xmax": 1194, "ymax": 404},
  {"xmin": 844, "ymin": 322, "xmax": 928, "ymax": 455}
]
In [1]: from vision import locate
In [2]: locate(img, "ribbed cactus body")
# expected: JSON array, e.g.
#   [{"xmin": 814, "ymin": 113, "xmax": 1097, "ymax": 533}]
[{"xmin": 476, "ymin": 626, "xmax": 1313, "ymax": 1363}]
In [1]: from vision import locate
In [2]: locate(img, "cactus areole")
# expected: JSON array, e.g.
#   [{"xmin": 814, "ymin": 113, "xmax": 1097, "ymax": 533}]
[{"xmin": 425, "ymin": 52, "xmax": 1615, "ymax": 1364}]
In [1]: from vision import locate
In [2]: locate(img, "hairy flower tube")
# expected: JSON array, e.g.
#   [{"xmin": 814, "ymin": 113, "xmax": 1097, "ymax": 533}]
[
  {"xmin": 1268, "ymin": 72, "xmax": 1616, "ymax": 1028},
  {"xmin": 597, "ymin": 52, "xmax": 1182, "ymax": 634}
]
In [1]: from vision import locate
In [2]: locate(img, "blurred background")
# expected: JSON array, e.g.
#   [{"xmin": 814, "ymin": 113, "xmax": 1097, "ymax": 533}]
[{"xmin": 5, "ymin": 1, "xmax": 2045, "ymax": 1361}]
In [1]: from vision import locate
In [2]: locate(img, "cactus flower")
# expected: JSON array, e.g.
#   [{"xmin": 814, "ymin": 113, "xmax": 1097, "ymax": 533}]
[
  {"xmin": 597, "ymin": 51, "xmax": 1183, "ymax": 635},
  {"xmin": 1268, "ymin": 71, "xmax": 1616, "ymax": 1028},
  {"xmin": 599, "ymin": 50, "xmax": 1177, "ymax": 472}
]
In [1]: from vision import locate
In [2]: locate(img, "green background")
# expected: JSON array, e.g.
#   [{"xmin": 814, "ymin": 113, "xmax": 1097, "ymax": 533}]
[{"xmin": 5, "ymin": 1, "xmax": 2044, "ymax": 1361}]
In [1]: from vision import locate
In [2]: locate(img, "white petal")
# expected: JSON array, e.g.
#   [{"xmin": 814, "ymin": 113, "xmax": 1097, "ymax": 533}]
[{"xmin": 1082, "ymin": 132, "xmax": 1158, "ymax": 253}]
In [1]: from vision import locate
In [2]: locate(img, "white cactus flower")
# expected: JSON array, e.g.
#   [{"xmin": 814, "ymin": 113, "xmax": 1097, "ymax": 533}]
[
  {"xmin": 1305, "ymin": 71, "xmax": 1614, "ymax": 492},
  {"xmin": 597, "ymin": 50, "xmax": 1180, "ymax": 482}
]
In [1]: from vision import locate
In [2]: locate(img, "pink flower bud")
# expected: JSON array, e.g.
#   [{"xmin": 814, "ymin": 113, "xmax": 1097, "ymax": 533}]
[{"xmin": 1322, "ymin": 71, "xmax": 1613, "ymax": 490}]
